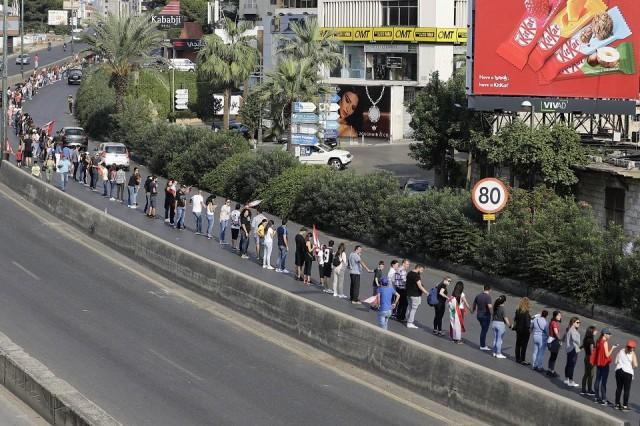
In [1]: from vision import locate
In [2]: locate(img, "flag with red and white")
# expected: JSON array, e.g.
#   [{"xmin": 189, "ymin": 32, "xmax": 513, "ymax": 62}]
[{"xmin": 44, "ymin": 121, "xmax": 55, "ymax": 137}]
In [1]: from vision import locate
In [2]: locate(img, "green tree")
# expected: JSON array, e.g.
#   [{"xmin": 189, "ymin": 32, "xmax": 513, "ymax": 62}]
[
  {"xmin": 181, "ymin": 0, "xmax": 208, "ymax": 26},
  {"xmin": 277, "ymin": 17, "xmax": 342, "ymax": 72},
  {"xmin": 24, "ymin": 0, "xmax": 62, "ymax": 31},
  {"xmin": 198, "ymin": 18, "xmax": 259, "ymax": 129},
  {"xmin": 75, "ymin": 69, "xmax": 116, "ymax": 138},
  {"xmin": 409, "ymin": 71, "xmax": 487, "ymax": 187},
  {"xmin": 238, "ymin": 89, "xmax": 261, "ymax": 139},
  {"xmin": 473, "ymin": 121, "xmax": 587, "ymax": 192},
  {"xmin": 84, "ymin": 13, "xmax": 163, "ymax": 112}
]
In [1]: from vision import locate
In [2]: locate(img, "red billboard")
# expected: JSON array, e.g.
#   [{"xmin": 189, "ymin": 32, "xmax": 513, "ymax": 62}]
[{"xmin": 472, "ymin": 0, "xmax": 640, "ymax": 99}]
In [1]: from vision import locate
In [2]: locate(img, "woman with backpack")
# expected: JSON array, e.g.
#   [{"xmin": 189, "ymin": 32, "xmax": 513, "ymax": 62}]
[
  {"xmin": 332, "ymin": 243, "xmax": 347, "ymax": 298},
  {"xmin": 431, "ymin": 277, "xmax": 450, "ymax": 336},
  {"xmin": 593, "ymin": 328, "xmax": 617, "ymax": 405},
  {"xmin": 448, "ymin": 281, "xmax": 470, "ymax": 344}
]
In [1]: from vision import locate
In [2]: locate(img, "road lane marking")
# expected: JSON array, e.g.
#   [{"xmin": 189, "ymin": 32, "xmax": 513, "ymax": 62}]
[
  {"xmin": 148, "ymin": 348, "xmax": 204, "ymax": 382},
  {"xmin": 11, "ymin": 261, "xmax": 41, "ymax": 281}
]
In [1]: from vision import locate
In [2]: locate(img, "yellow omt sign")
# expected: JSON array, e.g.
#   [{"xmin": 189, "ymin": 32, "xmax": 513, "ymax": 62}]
[
  {"xmin": 321, "ymin": 27, "xmax": 467, "ymax": 43},
  {"xmin": 393, "ymin": 27, "xmax": 414, "ymax": 42},
  {"xmin": 352, "ymin": 27, "xmax": 373, "ymax": 41}
]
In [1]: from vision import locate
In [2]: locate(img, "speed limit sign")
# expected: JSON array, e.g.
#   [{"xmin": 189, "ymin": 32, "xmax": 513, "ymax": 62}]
[{"xmin": 471, "ymin": 178, "xmax": 509, "ymax": 214}]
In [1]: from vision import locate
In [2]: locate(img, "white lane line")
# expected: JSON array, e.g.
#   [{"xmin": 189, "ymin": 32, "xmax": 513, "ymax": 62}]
[
  {"xmin": 148, "ymin": 348, "xmax": 204, "ymax": 382},
  {"xmin": 11, "ymin": 261, "xmax": 41, "ymax": 281}
]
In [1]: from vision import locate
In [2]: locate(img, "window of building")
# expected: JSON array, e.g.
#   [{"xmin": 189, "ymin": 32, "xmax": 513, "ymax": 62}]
[
  {"xmin": 365, "ymin": 52, "xmax": 417, "ymax": 81},
  {"xmin": 454, "ymin": 0, "xmax": 468, "ymax": 26},
  {"xmin": 331, "ymin": 45, "xmax": 365, "ymax": 79},
  {"xmin": 605, "ymin": 187, "xmax": 625, "ymax": 227},
  {"xmin": 281, "ymin": 0, "xmax": 317, "ymax": 8},
  {"xmin": 382, "ymin": 0, "xmax": 418, "ymax": 26}
]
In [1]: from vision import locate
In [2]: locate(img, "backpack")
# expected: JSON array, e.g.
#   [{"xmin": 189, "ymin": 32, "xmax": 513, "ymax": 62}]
[
  {"xmin": 332, "ymin": 252, "xmax": 341, "ymax": 267},
  {"xmin": 427, "ymin": 287, "xmax": 439, "ymax": 306}
]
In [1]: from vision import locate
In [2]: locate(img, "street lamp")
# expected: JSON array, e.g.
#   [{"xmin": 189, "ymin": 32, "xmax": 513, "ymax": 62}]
[{"xmin": 521, "ymin": 100, "xmax": 534, "ymax": 129}]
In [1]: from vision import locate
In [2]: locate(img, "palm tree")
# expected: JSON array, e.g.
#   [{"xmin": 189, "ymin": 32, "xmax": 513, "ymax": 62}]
[
  {"xmin": 198, "ymin": 18, "xmax": 259, "ymax": 130},
  {"xmin": 84, "ymin": 13, "xmax": 163, "ymax": 113},
  {"xmin": 277, "ymin": 17, "xmax": 343, "ymax": 74},
  {"xmin": 257, "ymin": 58, "xmax": 326, "ymax": 149}
]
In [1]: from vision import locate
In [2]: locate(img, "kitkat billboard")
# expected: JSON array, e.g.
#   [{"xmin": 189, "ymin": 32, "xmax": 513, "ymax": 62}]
[{"xmin": 472, "ymin": 0, "xmax": 640, "ymax": 99}]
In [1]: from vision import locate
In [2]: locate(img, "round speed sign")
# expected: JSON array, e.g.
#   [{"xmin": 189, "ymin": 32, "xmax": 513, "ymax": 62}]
[{"xmin": 471, "ymin": 178, "xmax": 509, "ymax": 214}]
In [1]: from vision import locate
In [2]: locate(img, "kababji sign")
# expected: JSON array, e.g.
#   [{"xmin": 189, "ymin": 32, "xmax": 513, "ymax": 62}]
[
  {"xmin": 471, "ymin": 0, "xmax": 640, "ymax": 99},
  {"xmin": 152, "ymin": 14, "xmax": 184, "ymax": 29}
]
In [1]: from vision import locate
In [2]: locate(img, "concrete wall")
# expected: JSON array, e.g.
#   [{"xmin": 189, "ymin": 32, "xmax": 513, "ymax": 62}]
[
  {"xmin": 0, "ymin": 162, "xmax": 627, "ymax": 426},
  {"xmin": 0, "ymin": 331, "xmax": 120, "ymax": 425}
]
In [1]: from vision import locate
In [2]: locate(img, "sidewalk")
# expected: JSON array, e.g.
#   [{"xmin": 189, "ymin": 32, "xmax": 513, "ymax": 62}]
[{"xmin": 8, "ymin": 81, "xmax": 640, "ymax": 423}]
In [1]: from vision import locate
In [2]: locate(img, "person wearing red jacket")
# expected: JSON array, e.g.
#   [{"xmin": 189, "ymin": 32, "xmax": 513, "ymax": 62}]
[{"xmin": 593, "ymin": 328, "xmax": 617, "ymax": 406}]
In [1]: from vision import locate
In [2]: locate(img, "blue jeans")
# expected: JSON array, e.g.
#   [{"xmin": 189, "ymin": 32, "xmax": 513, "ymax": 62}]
[
  {"xmin": 595, "ymin": 365, "xmax": 610, "ymax": 402},
  {"xmin": 492, "ymin": 321, "xmax": 506, "ymax": 355},
  {"xmin": 278, "ymin": 245, "xmax": 288, "ymax": 270},
  {"xmin": 565, "ymin": 349, "xmax": 577, "ymax": 381},
  {"xmin": 219, "ymin": 219, "xmax": 228, "ymax": 242},
  {"xmin": 175, "ymin": 207, "xmax": 185, "ymax": 229},
  {"xmin": 377, "ymin": 310, "xmax": 392, "ymax": 330},
  {"xmin": 193, "ymin": 212, "xmax": 203, "ymax": 233},
  {"xmin": 477, "ymin": 314, "xmax": 491, "ymax": 348},
  {"xmin": 127, "ymin": 186, "xmax": 135, "ymax": 206},
  {"xmin": 206, "ymin": 214, "xmax": 215, "ymax": 237},
  {"xmin": 239, "ymin": 231, "xmax": 249, "ymax": 255},
  {"xmin": 58, "ymin": 172, "xmax": 68, "ymax": 191},
  {"xmin": 109, "ymin": 181, "xmax": 116, "ymax": 198},
  {"xmin": 102, "ymin": 181, "xmax": 108, "ymax": 196},
  {"xmin": 532, "ymin": 334, "xmax": 546, "ymax": 369}
]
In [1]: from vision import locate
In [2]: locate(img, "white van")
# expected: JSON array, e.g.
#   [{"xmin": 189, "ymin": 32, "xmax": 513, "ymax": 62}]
[{"xmin": 168, "ymin": 58, "xmax": 196, "ymax": 72}]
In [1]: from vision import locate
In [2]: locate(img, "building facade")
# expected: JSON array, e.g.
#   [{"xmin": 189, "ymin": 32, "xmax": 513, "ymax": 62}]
[
  {"xmin": 93, "ymin": 0, "xmax": 141, "ymax": 18},
  {"xmin": 318, "ymin": 0, "xmax": 467, "ymax": 141}
]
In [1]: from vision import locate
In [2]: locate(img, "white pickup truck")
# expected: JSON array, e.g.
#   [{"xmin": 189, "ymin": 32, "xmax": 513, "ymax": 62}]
[{"xmin": 297, "ymin": 144, "xmax": 353, "ymax": 170}]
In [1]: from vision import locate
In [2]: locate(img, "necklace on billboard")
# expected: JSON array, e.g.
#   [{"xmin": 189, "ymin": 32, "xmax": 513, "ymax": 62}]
[{"xmin": 365, "ymin": 86, "xmax": 384, "ymax": 127}]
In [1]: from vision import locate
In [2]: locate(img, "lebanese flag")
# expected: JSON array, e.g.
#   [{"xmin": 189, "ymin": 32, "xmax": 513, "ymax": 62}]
[
  {"xmin": 44, "ymin": 121, "xmax": 55, "ymax": 137},
  {"xmin": 312, "ymin": 224, "xmax": 320, "ymax": 248}
]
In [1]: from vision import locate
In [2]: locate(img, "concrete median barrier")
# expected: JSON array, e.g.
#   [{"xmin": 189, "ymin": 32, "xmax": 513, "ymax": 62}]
[
  {"xmin": 0, "ymin": 330, "xmax": 120, "ymax": 425},
  {"xmin": 0, "ymin": 162, "xmax": 627, "ymax": 426}
]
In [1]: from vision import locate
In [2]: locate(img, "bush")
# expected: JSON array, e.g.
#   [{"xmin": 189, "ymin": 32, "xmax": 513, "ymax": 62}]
[
  {"xmin": 258, "ymin": 165, "xmax": 330, "ymax": 219},
  {"xmin": 200, "ymin": 151, "xmax": 254, "ymax": 196},
  {"xmin": 112, "ymin": 95, "xmax": 158, "ymax": 152},
  {"xmin": 292, "ymin": 170, "xmax": 399, "ymax": 242},
  {"xmin": 75, "ymin": 69, "xmax": 115, "ymax": 139},
  {"xmin": 227, "ymin": 151, "xmax": 299, "ymax": 203},
  {"xmin": 166, "ymin": 129, "xmax": 250, "ymax": 185},
  {"xmin": 381, "ymin": 190, "xmax": 482, "ymax": 264}
]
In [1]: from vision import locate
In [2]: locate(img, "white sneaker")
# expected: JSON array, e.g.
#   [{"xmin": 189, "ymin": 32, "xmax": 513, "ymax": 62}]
[
  {"xmin": 339, "ymin": 294, "xmax": 348, "ymax": 299},
  {"xmin": 495, "ymin": 354, "xmax": 506, "ymax": 359},
  {"xmin": 275, "ymin": 269, "xmax": 282, "ymax": 273},
  {"xmin": 109, "ymin": 197, "xmax": 115, "ymax": 201},
  {"xmin": 570, "ymin": 381, "xmax": 580, "ymax": 387},
  {"xmin": 267, "ymin": 266, "xmax": 274, "ymax": 270},
  {"xmin": 164, "ymin": 219, "xmax": 170, "ymax": 223},
  {"xmin": 333, "ymin": 293, "xmax": 339, "ymax": 297},
  {"xmin": 281, "ymin": 269, "xmax": 290, "ymax": 274},
  {"xmin": 563, "ymin": 379, "xmax": 570, "ymax": 385},
  {"xmin": 262, "ymin": 265, "xmax": 267, "ymax": 269},
  {"xmin": 480, "ymin": 346, "xmax": 492, "ymax": 351},
  {"xmin": 406, "ymin": 323, "xmax": 418, "ymax": 329}
]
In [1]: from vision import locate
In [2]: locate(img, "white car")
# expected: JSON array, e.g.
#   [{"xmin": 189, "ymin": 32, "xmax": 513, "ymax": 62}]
[
  {"xmin": 168, "ymin": 58, "xmax": 196, "ymax": 72},
  {"xmin": 298, "ymin": 144, "xmax": 352, "ymax": 170},
  {"xmin": 94, "ymin": 142, "xmax": 130, "ymax": 171}
]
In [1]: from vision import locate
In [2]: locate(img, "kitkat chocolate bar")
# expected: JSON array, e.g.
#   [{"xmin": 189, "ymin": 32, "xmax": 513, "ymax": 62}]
[
  {"xmin": 556, "ymin": 42, "xmax": 636, "ymax": 80},
  {"xmin": 528, "ymin": 0, "xmax": 607, "ymax": 71},
  {"xmin": 496, "ymin": 0, "xmax": 567, "ymax": 69},
  {"xmin": 538, "ymin": 7, "xmax": 632, "ymax": 83}
]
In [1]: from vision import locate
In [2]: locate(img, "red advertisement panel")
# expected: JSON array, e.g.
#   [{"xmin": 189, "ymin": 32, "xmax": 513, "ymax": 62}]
[{"xmin": 472, "ymin": 0, "xmax": 640, "ymax": 99}]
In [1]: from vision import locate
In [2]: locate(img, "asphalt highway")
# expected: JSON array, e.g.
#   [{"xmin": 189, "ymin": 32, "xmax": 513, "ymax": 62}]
[
  {"xmin": 6, "ymin": 41, "xmax": 86, "ymax": 78},
  {"xmin": 7, "ymin": 74, "xmax": 639, "ymax": 424},
  {"xmin": 0, "ymin": 185, "xmax": 474, "ymax": 425}
]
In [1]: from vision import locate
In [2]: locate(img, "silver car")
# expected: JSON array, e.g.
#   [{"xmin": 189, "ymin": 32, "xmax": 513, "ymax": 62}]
[
  {"xmin": 15, "ymin": 54, "xmax": 30, "ymax": 65},
  {"xmin": 95, "ymin": 142, "xmax": 130, "ymax": 171}
]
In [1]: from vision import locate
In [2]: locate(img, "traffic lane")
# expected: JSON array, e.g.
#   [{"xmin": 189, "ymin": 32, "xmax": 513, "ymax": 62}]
[
  {"xmin": 346, "ymin": 143, "xmax": 433, "ymax": 184},
  {"xmin": 0, "ymin": 189, "xmax": 440, "ymax": 426},
  {"xmin": 6, "ymin": 42, "xmax": 86, "ymax": 78},
  {"xmin": 14, "ymin": 79, "xmax": 639, "ymax": 421}
]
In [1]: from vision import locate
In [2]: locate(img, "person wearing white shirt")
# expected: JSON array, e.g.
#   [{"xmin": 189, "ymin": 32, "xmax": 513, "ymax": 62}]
[
  {"xmin": 251, "ymin": 207, "xmax": 267, "ymax": 260},
  {"xmin": 614, "ymin": 339, "xmax": 638, "ymax": 411},
  {"xmin": 190, "ymin": 190, "xmax": 205, "ymax": 235},
  {"xmin": 219, "ymin": 199, "xmax": 231, "ymax": 244}
]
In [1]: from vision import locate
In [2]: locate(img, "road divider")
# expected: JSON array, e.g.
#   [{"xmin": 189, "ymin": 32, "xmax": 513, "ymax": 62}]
[
  {"xmin": 0, "ymin": 329, "xmax": 120, "ymax": 425},
  {"xmin": 0, "ymin": 162, "xmax": 627, "ymax": 426}
]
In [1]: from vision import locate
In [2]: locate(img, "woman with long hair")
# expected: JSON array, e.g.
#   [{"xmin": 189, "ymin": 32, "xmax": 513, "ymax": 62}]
[
  {"xmin": 448, "ymin": 281, "xmax": 470, "ymax": 344},
  {"xmin": 593, "ymin": 328, "xmax": 617, "ymax": 405},
  {"xmin": 303, "ymin": 232, "xmax": 314, "ymax": 286},
  {"xmin": 492, "ymin": 295, "xmax": 511, "ymax": 359},
  {"xmin": 332, "ymin": 242, "xmax": 348, "ymax": 298},
  {"xmin": 581, "ymin": 326, "xmax": 598, "ymax": 396},
  {"xmin": 513, "ymin": 297, "xmax": 532, "ymax": 365},
  {"xmin": 546, "ymin": 310, "xmax": 562, "ymax": 377},
  {"xmin": 564, "ymin": 317, "xmax": 582, "ymax": 387}
]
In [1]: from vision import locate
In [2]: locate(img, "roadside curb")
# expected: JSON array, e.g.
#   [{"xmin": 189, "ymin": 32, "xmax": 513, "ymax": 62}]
[{"xmin": 0, "ymin": 330, "xmax": 120, "ymax": 425}]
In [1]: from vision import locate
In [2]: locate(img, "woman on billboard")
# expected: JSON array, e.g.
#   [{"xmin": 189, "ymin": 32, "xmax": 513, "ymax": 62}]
[{"xmin": 337, "ymin": 87, "xmax": 363, "ymax": 138}]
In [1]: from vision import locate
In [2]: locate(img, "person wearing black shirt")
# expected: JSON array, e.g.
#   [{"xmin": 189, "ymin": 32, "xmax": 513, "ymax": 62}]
[
  {"xmin": 294, "ymin": 228, "xmax": 307, "ymax": 281},
  {"xmin": 433, "ymin": 278, "xmax": 451, "ymax": 335},
  {"xmin": 405, "ymin": 264, "xmax": 427, "ymax": 329},
  {"xmin": 239, "ymin": 208, "xmax": 252, "ymax": 258},
  {"xmin": 164, "ymin": 180, "xmax": 176, "ymax": 225},
  {"xmin": 581, "ymin": 325, "xmax": 597, "ymax": 395},
  {"xmin": 513, "ymin": 297, "xmax": 532, "ymax": 364},
  {"xmin": 174, "ymin": 186, "xmax": 188, "ymax": 230}
]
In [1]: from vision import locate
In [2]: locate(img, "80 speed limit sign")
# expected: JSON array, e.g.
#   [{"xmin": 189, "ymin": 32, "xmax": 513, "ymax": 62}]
[{"xmin": 471, "ymin": 178, "xmax": 509, "ymax": 214}]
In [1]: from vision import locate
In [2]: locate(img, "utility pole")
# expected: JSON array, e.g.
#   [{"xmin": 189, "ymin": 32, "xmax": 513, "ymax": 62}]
[
  {"xmin": 1, "ymin": 0, "xmax": 8, "ymax": 166},
  {"xmin": 19, "ymin": 0, "xmax": 22, "ymax": 77}
]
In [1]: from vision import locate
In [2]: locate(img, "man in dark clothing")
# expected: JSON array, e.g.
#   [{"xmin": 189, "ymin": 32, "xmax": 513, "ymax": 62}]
[
  {"xmin": 294, "ymin": 228, "xmax": 307, "ymax": 281},
  {"xmin": 472, "ymin": 284, "xmax": 493, "ymax": 350},
  {"xmin": 433, "ymin": 277, "xmax": 451, "ymax": 335},
  {"xmin": 393, "ymin": 259, "xmax": 410, "ymax": 322}
]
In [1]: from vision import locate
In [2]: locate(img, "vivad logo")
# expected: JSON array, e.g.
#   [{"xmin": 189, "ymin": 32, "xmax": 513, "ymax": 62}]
[{"xmin": 539, "ymin": 99, "xmax": 568, "ymax": 112}]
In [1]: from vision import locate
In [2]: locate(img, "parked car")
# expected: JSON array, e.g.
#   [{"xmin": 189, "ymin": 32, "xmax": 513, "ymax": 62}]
[
  {"xmin": 58, "ymin": 127, "xmax": 89, "ymax": 151},
  {"xmin": 15, "ymin": 54, "xmax": 30, "ymax": 65},
  {"xmin": 94, "ymin": 142, "xmax": 130, "ymax": 170},
  {"xmin": 403, "ymin": 178, "xmax": 430, "ymax": 195},
  {"xmin": 297, "ymin": 144, "xmax": 352, "ymax": 170},
  {"xmin": 67, "ymin": 68, "xmax": 82, "ymax": 85},
  {"xmin": 168, "ymin": 58, "xmax": 196, "ymax": 72},
  {"xmin": 211, "ymin": 121, "xmax": 251, "ymax": 139}
]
